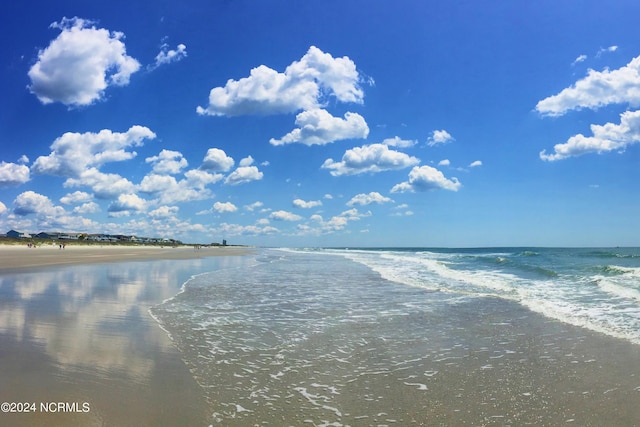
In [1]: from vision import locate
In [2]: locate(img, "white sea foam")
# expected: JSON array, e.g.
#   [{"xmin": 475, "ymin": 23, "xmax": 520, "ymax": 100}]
[
  {"xmin": 315, "ymin": 248, "xmax": 640, "ymax": 345},
  {"xmin": 596, "ymin": 277, "xmax": 640, "ymax": 302}
]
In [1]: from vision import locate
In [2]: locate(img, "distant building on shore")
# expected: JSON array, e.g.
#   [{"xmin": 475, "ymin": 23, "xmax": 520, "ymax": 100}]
[
  {"xmin": 2, "ymin": 230, "xmax": 182, "ymax": 245},
  {"xmin": 6, "ymin": 230, "xmax": 32, "ymax": 239}
]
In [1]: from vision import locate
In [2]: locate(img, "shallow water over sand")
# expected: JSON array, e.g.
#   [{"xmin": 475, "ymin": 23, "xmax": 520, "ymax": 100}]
[{"xmin": 152, "ymin": 250, "xmax": 640, "ymax": 426}]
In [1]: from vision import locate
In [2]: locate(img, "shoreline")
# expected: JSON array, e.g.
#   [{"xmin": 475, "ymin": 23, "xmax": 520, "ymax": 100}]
[
  {"xmin": 0, "ymin": 252, "xmax": 255, "ymax": 426},
  {"xmin": 0, "ymin": 243, "xmax": 253, "ymax": 272}
]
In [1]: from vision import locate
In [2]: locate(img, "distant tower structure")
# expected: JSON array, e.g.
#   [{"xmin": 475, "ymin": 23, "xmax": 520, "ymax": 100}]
[{"xmin": 222, "ymin": 239, "xmax": 227, "ymax": 246}]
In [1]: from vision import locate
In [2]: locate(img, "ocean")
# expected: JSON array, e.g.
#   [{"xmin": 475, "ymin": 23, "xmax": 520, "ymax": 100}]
[{"xmin": 150, "ymin": 247, "xmax": 640, "ymax": 426}]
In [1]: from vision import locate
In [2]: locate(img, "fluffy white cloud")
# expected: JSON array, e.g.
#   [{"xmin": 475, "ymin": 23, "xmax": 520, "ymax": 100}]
[
  {"xmin": 438, "ymin": 159, "xmax": 451, "ymax": 166},
  {"xmin": 213, "ymin": 201, "xmax": 238, "ymax": 213},
  {"xmin": 239, "ymin": 156, "xmax": 254, "ymax": 167},
  {"xmin": 322, "ymin": 143, "xmax": 419, "ymax": 176},
  {"xmin": 536, "ymin": 55, "xmax": 640, "ymax": 116},
  {"xmin": 183, "ymin": 169, "xmax": 224, "ymax": 187},
  {"xmin": 540, "ymin": 110, "xmax": 640, "ymax": 161},
  {"xmin": 138, "ymin": 170, "xmax": 222, "ymax": 204},
  {"xmin": 224, "ymin": 166, "xmax": 263, "ymax": 185},
  {"xmin": 145, "ymin": 149, "xmax": 188, "ymax": 174},
  {"xmin": 197, "ymin": 46, "xmax": 363, "ymax": 116},
  {"xmin": 469, "ymin": 160, "xmax": 483, "ymax": 167},
  {"xmin": 307, "ymin": 208, "xmax": 371, "ymax": 233},
  {"xmin": 244, "ymin": 201, "xmax": 264, "ymax": 211},
  {"xmin": 9, "ymin": 191, "xmax": 96, "ymax": 232},
  {"xmin": 149, "ymin": 206, "xmax": 179, "ymax": 218},
  {"xmin": 28, "ymin": 17, "xmax": 140, "ymax": 107},
  {"xmin": 269, "ymin": 210, "xmax": 303, "ymax": 221},
  {"xmin": 73, "ymin": 202, "xmax": 100, "ymax": 214},
  {"xmin": 150, "ymin": 43, "xmax": 187, "ymax": 70},
  {"xmin": 108, "ymin": 193, "xmax": 147, "ymax": 214},
  {"xmin": 0, "ymin": 202, "xmax": 6, "ymax": 215},
  {"xmin": 201, "ymin": 148, "xmax": 235, "ymax": 172},
  {"xmin": 382, "ymin": 136, "xmax": 417, "ymax": 148},
  {"xmin": 0, "ymin": 162, "xmax": 30, "ymax": 186},
  {"xmin": 137, "ymin": 174, "xmax": 176, "ymax": 194},
  {"xmin": 391, "ymin": 165, "xmax": 461, "ymax": 193},
  {"xmin": 427, "ymin": 130, "xmax": 455, "ymax": 146},
  {"xmin": 32, "ymin": 126, "xmax": 156, "ymax": 177},
  {"xmin": 293, "ymin": 198, "xmax": 322, "ymax": 208},
  {"xmin": 346, "ymin": 192, "xmax": 393, "ymax": 206},
  {"xmin": 60, "ymin": 191, "xmax": 92, "ymax": 205},
  {"xmin": 65, "ymin": 168, "xmax": 136, "ymax": 199},
  {"xmin": 13, "ymin": 191, "xmax": 63, "ymax": 216},
  {"xmin": 270, "ymin": 109, "xmax": 369, "ymax": 146}
]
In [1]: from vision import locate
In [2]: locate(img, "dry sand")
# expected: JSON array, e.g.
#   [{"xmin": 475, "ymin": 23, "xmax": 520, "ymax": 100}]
[{"xmin": 0, "ymin": 243, "xmax": 252, "ymax": 272}]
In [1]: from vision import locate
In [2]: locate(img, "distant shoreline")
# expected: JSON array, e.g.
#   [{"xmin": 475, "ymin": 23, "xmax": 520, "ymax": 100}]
[{"xmin": 0, "ymin": 243, "xmax": 253, "ymax": 273}]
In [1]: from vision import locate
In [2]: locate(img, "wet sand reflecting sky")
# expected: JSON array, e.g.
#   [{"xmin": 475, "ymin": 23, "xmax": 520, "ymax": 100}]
[{"xmin": 0, "ymin": 256, "xmax": 249, "ymax": 426}]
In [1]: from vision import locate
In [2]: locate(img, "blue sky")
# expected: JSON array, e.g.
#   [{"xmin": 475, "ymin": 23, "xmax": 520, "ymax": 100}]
[{"xmin": 1, "ymin": 0, "xmax": 639, "ymax": 247}]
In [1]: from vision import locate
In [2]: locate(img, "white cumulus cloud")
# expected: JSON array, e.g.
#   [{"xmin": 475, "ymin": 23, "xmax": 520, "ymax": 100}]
[
  {"xmin": 346, "ymin": 192, "xmax": 393, "ymax": 206},
  {"xmin": 224, "ymin": 166, "xmax": 263, "ymax": 186},
  {"xmin": 540, "ymin": 109, "xmax": 640, "ymax": 161},
  {"xmin": 322, "ymin": 143, "xmax": 419, "ymax": 176},
  {"xmin": 60, "ymin": 191, "xmax": 92, "ymax": 205},
  {"xmin": 307, "ymin": 208, "xmax": 371, "ymax": 233},
  {"xmin": 270, "ymin": 109, "xmax": 369, "ymax": 146},
  {"xmin": 213, "ymin": 201, "xmax": 238, "ymax": 213},
  {"xmin": 391, "ymin": 165, "xmax": 461, "ymax": 193},
  {"xmin": 0, "ymin": 162, "xmax": 30, "ymax": 186},
  {"xmin": 145, "ymin": 149, "xmax": 188, "ymax": 174},
  {"xmin": 138, "ymin": 170, "xmax": 222, "ymax": 204},
  {"xmin": 65, "ymin": 168, "xmax": 137, "ymax": 199},
  {"xmin": 201, "ymin": 148, "xmax": 235, "ymax": 172},
  {"xmin": 108, "ymin": 193, "xmax": 147, "ymax": 214},
  {"xmin": 244, "ymin": 201, "xmax": 264, "ymax": 211},
  {"xmin": 382, "ymin": 136, "xmax": 417, "ymax": 148},
  {"xmin": 13, "ymin": 191, "xmax": 63, "ymax": 216},
  {"xmin": 32, "ymin": 125, "xmax": 156, "ymax": 178},
  {"xmin": 150, "ymin": 43, "xmax": 187, "ymax": 70},
  {"xmin": 269, "ymin": 210, "xmax": 303, "ymax": 221},
  {"xmin": 28, "ymin": 17, "xmax": 140, "ymax": 107},
  {"xmin": 149, "ymin": 205, "xmax": 179, "ymax": 218},
  {"xmin": 427, "ymin": 130, "xmax": 455, "ymax": 146},
  {"xmin": 239, "ymin": 156, "xmax": 254, "ymax": 167},
  {"xmin": 469, "ymin": 160, "xmax": 483, "ymax": 167},
  {"xmin": 197, "ymin": 46, "xmax": 364, "ymax": 116},
  {"xmin": 536, "ymin": 55, "xmax": 640, "ymax": 116},
  {"xmin": 293, "ymin": 199, "xmax": 322, "ymax": 209},
  {"xmin": 73, "ymin": 202, "xmax": 100, "ymax": 214}
]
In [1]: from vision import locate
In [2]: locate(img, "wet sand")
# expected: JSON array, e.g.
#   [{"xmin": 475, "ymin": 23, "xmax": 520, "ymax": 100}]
[
  {"xmin": 3, "ymin": 247, "xmax": 640, "ymax": 426},
  {"xmin": 0, "ymin": 244, "xmax": 252, "ymax": 272},
  {"xmin": 0, "ymin": 250, "xmax": 252, "ymax": 427}
]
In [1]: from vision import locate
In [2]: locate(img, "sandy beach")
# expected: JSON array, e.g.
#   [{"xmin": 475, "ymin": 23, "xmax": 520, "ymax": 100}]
[
  {"xmin": 0, "ymin": 246, "xmax": 254, "ymax": 426},
  {"xmin": 0, "ymin": 243, "xmax": 252, "ymax": 272},
  {"xmin": 3, "ymin": 246, "xmax": 640, "ymax": 425}
]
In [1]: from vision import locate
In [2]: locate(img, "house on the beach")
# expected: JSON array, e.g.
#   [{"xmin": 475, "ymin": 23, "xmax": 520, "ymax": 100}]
[{"xmin": 6, "ymin": 230, "xmax": 31, "ymax": 239}]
